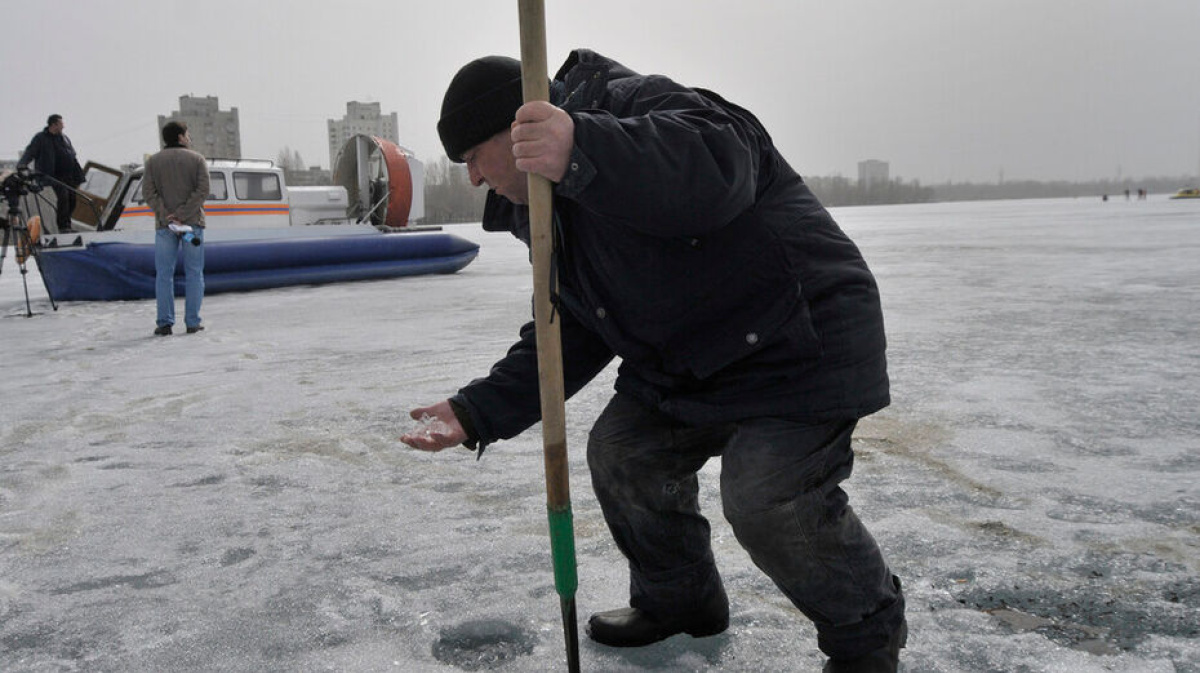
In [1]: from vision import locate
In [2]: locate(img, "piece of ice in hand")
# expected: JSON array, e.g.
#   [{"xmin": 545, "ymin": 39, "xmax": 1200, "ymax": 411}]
[{"xmin": 415, "ymin": 413, "xmax": 451, "ymax": 439}]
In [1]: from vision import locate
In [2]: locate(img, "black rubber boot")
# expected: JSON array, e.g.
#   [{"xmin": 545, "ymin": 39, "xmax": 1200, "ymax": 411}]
[
  {"xmin": 586, "ymin": 586, "xmax": 729, "ymax": 647},
  {"xmin": 823, "ymin": 620, "xmax": 907, "ymax": 673}
]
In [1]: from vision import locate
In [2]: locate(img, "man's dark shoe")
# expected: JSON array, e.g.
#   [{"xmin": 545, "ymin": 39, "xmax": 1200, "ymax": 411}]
[
  {"xmin": 186, "ymin": 325, "xmax": 205, "ymax": 334},
  {"xmin": 823, "ymin": 621, "xmax": 907, "ymax": 673},
  {"xmin": 586, "ymin": 585, "xmax": 729, "ymax": 648},
  {"xmin": 154, "ymin": 325, "xmax": 172, "ymax": 336},
  {"xmin": 586, "ymin": 606, "xmax": 728, "ymax": 647}
]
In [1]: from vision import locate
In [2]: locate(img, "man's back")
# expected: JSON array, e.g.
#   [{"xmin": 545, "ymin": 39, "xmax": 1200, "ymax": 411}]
[{"xmin": 143, "ymin": 147, "xmax": 208, "ymax": 228}]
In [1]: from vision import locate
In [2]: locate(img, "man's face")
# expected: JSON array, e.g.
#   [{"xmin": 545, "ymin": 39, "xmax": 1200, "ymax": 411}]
[
  {"xmin": 179, "ymin": 130, "xmax": 192, "ymax": 148},
  {"xmin": 462, "ymin": 130, "xmax": 527, "ymax": 205},
  {"xmin": 49, "ymin": 119, "xmax": 64, "ymax": 134}
]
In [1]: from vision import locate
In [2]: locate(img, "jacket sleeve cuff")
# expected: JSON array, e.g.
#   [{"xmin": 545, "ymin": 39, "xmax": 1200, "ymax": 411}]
[
  {"xmin": 554, "ymin": 144, "xmax": 595, "ymax": 198},
  {"xmin": 448, "ymin": 395, "xmax": 488, "ymax": 459}
]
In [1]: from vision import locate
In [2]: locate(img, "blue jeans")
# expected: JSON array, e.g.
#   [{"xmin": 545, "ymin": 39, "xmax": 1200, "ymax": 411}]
[
  {"xmin": 586, "ymin": 393, "xmax": 905, "ymax": 659},
  {"xmin": 155, "ymin": 226, "xmax": 205, "ymax": 328}
]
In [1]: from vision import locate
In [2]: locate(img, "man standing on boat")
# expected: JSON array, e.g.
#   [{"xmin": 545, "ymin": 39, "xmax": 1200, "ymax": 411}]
[
  {"xmin": 142, "ymin": 121, "xmax": 209, "ymax": 336},
  {"xmin": 401, "ymin": 51, "xmax": 906, "ymax": 672},
  {"xmin": 17, "ymin": 114, "xmax": 85, "ymax": 234}
]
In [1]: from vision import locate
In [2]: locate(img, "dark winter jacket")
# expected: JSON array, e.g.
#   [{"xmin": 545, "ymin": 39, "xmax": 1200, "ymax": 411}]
[
  {"xmin": 18, "ymin": 128, "xmax": 84, "ymax": 185},
  {"xmin": 453, "ymin": 49, "xmax": 889, "ymax": 449}
]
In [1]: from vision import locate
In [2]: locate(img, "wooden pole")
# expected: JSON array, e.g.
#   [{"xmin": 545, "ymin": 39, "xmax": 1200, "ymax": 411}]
[{"xmin": 516, "ymin": 2, "xmax": 580, "ymax": 671}]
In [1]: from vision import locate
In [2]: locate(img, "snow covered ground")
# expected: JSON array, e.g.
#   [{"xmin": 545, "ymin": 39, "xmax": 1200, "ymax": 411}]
[{"xmin": 2, "ymin": 195, "xmax": 1197, "ymax": 672}]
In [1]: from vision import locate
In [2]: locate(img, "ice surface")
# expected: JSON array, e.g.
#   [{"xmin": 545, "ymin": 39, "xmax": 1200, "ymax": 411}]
[{"xmin": 1, "ymin": 196, "xmax": 1197, "ymax": 672}]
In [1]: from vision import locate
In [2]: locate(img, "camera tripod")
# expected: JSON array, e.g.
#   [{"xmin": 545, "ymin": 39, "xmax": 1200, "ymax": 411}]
[{"xmin": 1, "ymin": 188, "xmax": 58, "ymax": 317}]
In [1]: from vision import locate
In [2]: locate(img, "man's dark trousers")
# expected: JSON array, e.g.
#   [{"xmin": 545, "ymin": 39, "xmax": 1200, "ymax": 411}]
[
  {"xmin": 52, "ymin": 183, "xmax": 76, "ymax": 232},
  {"xmin": 586, "ymin": 392, "xmax": 905, "ymax": 659}
]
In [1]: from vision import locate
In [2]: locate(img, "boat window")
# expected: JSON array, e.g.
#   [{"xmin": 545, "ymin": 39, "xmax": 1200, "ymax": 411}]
[
  {"xmin": 208, "ymin": 172, "xmax": 227, "ymax": 200},
  {"xmin": 128, "ymin": 175, "xmax": 226, "ymax": 204},
  {"xmin": 233, "ymin": 172, "xmax": 282, "ymax": 201},
  {"xmin": 80, "ymin": 166, "xmax": 120, "ymax": 199}
]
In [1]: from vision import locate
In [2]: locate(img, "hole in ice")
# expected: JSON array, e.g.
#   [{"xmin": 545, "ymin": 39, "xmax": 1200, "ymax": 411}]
[{"xmin": 431, "ymin": 619, "xmax": 536, "ymax": 670}]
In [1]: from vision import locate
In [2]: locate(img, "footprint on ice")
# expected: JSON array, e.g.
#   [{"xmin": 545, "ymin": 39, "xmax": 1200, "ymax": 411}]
[{"xmin": 431, "ymin": 620, "xmax": 536, "ymax": 670}]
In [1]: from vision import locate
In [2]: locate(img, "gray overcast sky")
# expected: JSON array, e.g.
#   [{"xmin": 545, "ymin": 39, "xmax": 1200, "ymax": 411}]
[{"xmin": 3, "ymin": 0, "xmax": 1199, "ymax": 184}]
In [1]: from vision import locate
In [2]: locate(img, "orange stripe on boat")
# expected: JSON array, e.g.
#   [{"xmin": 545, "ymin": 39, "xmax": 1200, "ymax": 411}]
[{"xmin": 206, "ymin": 204, "xmax": 291, "ymax": 214}]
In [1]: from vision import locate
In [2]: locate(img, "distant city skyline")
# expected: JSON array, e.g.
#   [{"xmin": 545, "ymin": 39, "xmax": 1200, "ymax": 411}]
[
  {"xmin": 326, "ymin": 102, "xmax": 400, "ymax": 170},
  {"xmin": 158, "ymin": 95, "xmax": 242, "ymax": 160},
  {"xmin": 3, "ymin": 1, "xmax": 1198, "ymax": 184}
]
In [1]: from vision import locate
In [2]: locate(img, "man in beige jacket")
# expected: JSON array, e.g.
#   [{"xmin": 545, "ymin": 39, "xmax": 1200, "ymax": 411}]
[{"xmin": 142, "ymin": 121, "xmax": 209, "ymax": 336}]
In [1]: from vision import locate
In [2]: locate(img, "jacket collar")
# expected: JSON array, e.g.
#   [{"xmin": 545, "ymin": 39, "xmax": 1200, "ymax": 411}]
[
  {"xmin": 482, "ymin": 190, "xmax": 529, "ymax": 242},
  {"xmin": 555, "ymin": 49, "xmax": 638, "ymax": 113}
]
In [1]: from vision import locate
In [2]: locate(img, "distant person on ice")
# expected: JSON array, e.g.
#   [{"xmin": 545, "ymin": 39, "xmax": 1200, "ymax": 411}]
[
  {"xmin": 401, "ymin": 50, "xmax": 906, "ymax": 672},
  {"xmin": 142, "ymin": 121, "xmax": 209, "ymax": 336},
  {"xmin": 17, "ymin": 114, "xmax": 85, "ymax": 234}
]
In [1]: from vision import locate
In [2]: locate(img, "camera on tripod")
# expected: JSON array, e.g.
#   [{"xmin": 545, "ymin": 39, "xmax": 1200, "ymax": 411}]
[
  {"xmin": 2, "ymin": 167, "xmax": 58, "ymax": 316},
  {"xmin": 2, "ymin": 168, "xmax": 45, "ymax": 213}
]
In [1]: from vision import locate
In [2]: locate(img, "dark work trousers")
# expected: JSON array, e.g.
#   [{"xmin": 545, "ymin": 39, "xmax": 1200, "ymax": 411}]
[
  {"xmin": 586, "ymin": 392, "xmax": 906, "ymax": 659},
  {"xmin": 52, "ymin": 183, "xmax": 76, "ymax": 232}
]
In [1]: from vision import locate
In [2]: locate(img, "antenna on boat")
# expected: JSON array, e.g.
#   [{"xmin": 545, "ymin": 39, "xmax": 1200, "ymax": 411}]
[{"xmin": 1, "ymin": 169, "xmax": 59, "ymax": 317}]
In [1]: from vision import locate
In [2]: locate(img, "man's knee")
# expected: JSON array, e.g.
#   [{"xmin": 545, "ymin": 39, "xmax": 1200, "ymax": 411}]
[
  {"xmin": 585, "ymin": 426, "xmax": 621, "ymax": 480},
  {"xmin": 720, "ymin": 419, "xmax": 855, "ymax": 521},
  {"xmin": 724, "ymin": 486, "xmax": 839, "ymax": 554},
  {"xmin": 586, "ymin": 395, "xmax": 661, "ymax": 474}
]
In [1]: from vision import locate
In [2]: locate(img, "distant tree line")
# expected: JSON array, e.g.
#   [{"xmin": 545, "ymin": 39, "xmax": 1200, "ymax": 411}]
[
  {"xmin": 276, "ymin": 146, "xmax": 307, "ymax": 175},
  {"xmin": 415, "ymin": 155, "xmax": 1199, "ymax": 222},
  {"xmin": 927, "ymin": 175, "xmax": 1196, "ymax": 202},
  {"xmin": 803, "ymin": 176, "xmax": 935, "ymax": 207},
  {"xmin": 417, "ymin": 161, "xmax": 940, "ymax": 220},
  {"xmin": 276, "ymin": 146, "xmax": 331, "ymax": 186},
  {"xmin": 421, "ymin": 156, "xmax": 487, "ymax": 224}
]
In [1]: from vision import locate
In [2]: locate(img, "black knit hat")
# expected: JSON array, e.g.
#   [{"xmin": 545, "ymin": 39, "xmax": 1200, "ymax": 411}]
[{"xmin": 438, "ymin": 56, "xmax": 524, "ymax": 162}]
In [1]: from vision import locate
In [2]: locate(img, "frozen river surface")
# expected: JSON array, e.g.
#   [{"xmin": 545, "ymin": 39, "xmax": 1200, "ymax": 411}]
[{"xmin": 2, "ymin": 196, "xmax": 1198, "ymax": 672}]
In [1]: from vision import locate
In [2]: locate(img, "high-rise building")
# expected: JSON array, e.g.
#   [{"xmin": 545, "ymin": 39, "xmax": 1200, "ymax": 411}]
[
  {"xmin": 158, "ymin": 95, "xmax": 241, "ymax": 159},
  {"xmin": 857, "ymin": 159, "xmax": 890, "ymax": 189},
  {"xmin": 327, "ymin": 101, "xmax": 399, "ymax": 168}
]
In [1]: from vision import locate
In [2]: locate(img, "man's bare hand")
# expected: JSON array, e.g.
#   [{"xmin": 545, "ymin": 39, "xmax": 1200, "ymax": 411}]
[
  {"xmin": 400, "ymin": 400, "xmax": 468, "ymax": 451},
  {"xmin": 511, "ymin": 101, "xmax": 574, "ymax": 183}
]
